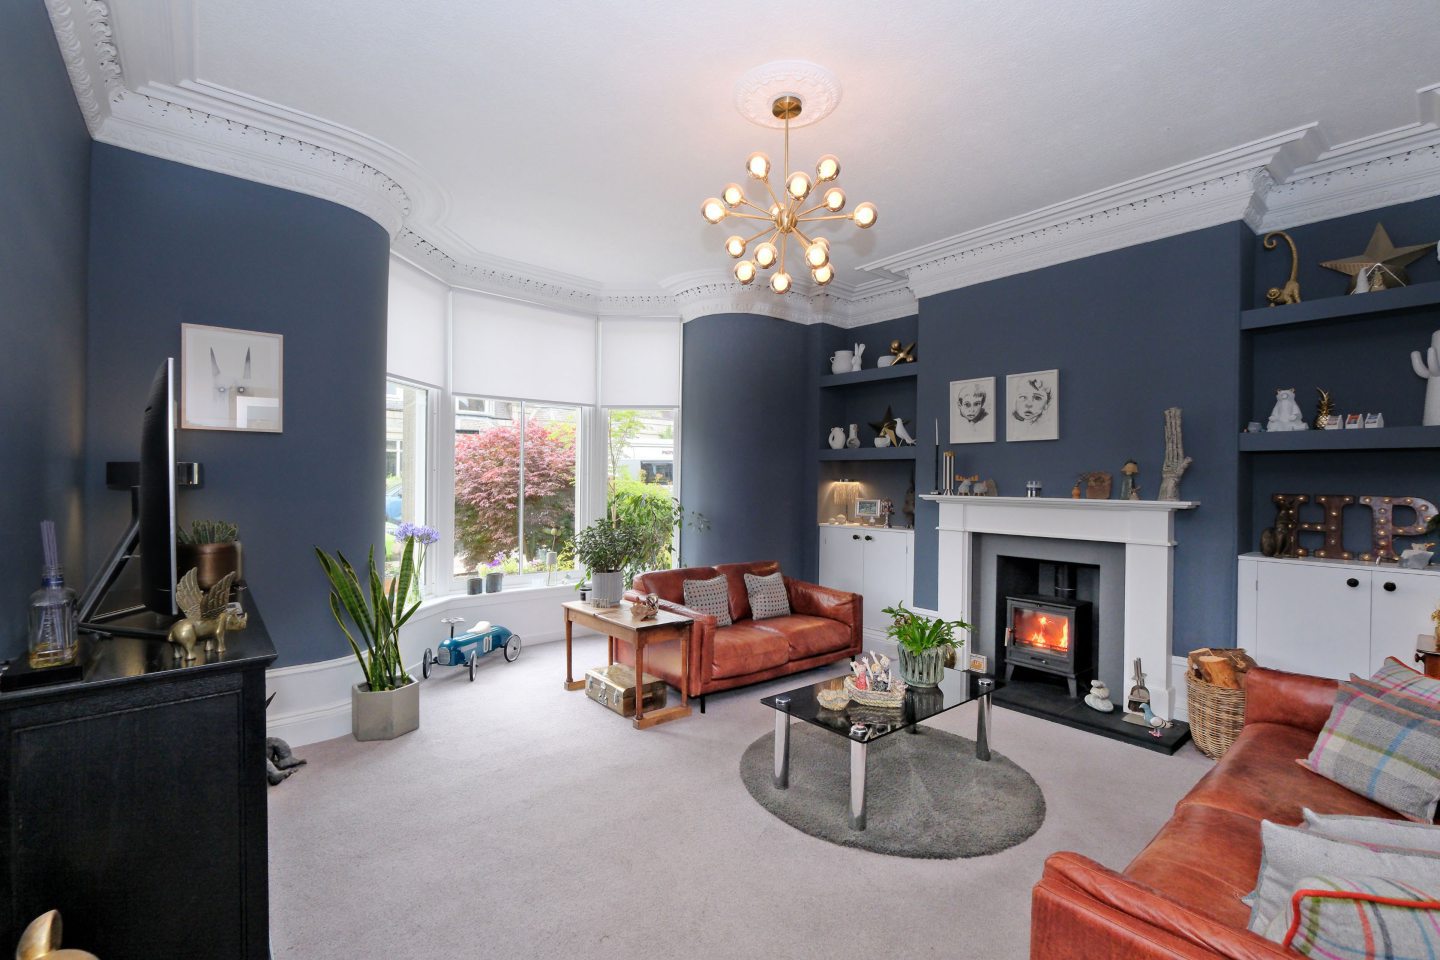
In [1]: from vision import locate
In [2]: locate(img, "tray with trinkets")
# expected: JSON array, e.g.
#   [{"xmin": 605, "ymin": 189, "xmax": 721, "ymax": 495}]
[{"xmin": 843, "ymin": 651, "xmax": 907, "ymax": 708}]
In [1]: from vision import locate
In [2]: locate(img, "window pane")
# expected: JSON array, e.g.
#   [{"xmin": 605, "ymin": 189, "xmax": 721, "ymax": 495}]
[
  {"xmin": 523, "ymin": 404, "xmax": 579, "ymax": 573},
  {"xmin": 384, "ymin": 380, "xmax": 428, "ymax": 580},
  {"xmin": 453, "ymin": 397, "xmax": 521, "ymax": 575},
  {"xmin": 607, "ymin": 408, "xmax": 678, "ymax": 571}
]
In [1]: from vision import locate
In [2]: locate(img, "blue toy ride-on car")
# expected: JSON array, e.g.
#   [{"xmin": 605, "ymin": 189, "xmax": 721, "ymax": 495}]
[{"xmin": 422, "ymin": 617, "xmax": 521, "ymax": 682}]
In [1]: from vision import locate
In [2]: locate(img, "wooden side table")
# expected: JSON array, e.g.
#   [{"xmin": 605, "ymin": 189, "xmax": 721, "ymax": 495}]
[{"xmin": 562, "ymin": 601, "xmax": 693, "ymax": 728}]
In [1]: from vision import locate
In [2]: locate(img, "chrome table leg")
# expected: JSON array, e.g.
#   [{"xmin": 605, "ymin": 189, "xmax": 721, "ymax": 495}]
[
  {"xmin": 773, "ymin": 699, "xmax": 790, "ymax": 789},
  {"xmin": 849, "ymin": 740, "xmax": 868, "ymax": 830},
  {"xmin": 976, "ymin": 677, "xmax": 994, "ymax": 762}
]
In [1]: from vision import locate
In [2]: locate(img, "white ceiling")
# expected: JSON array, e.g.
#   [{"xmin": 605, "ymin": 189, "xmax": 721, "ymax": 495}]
[{"xmin": 135, "ymin": 2, "xmax": 1440, "ymax": 291}]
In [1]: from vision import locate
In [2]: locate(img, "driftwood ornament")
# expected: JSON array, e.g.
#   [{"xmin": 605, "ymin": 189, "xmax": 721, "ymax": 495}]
[
  {"xmin": 1263, "ymin": 231, "xmax": 1302, "ymax": 306},
  {"xmin": 1157, "ymin": 408, "xmax": 1191, "ymax": 501}
]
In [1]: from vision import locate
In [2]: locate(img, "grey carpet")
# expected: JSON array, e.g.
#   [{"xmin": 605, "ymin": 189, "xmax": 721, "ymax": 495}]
[
  {"xmin": 268, "ymin": 636, "xmax": 1215, "ymax": 960},
  {"xmin": 741, "ymin": 725, "xmax": 1045, "ymax": 858}
]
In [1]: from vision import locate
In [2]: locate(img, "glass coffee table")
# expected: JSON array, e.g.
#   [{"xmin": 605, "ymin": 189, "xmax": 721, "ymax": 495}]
[{"xmin": 760, "ymin": 669, "xmax": 999, "ymax": 830}]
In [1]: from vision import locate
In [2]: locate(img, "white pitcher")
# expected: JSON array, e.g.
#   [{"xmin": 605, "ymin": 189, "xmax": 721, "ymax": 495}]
[
  {"xmin": 830, "ymin": 350, "xmax": 853, "ymax": 375},
  {"xmin": 827, "ymin": 426, "xmax": 846, "ymax": 450}
]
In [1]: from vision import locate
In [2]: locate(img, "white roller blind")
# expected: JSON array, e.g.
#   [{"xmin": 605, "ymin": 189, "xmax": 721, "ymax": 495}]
[
  {"xmin": 386, "ymin": 258, "xmax": 447, "ymax": 386},
  {"xmin": 451, "ymin": 291, "xmax": 597, "ymax": 404},
  {"xmin": 599, "ymin": 317, "xmax": 682, "ymax": 408}
]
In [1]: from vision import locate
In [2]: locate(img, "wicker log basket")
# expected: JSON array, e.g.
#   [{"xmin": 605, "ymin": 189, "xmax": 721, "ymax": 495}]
[{"xmin": 1185, "ymin": 648, "xmax": 1255, "ymax": 760}]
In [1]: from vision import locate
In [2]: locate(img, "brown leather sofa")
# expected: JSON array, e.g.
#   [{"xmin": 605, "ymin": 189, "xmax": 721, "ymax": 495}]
[
  {"xmin": 1031, "ymin": 667, "xmax": 1407, "ymax": 959},
  {"xmin": 619, "ymin": 560, "xmax": 862, "ymax": 708}
]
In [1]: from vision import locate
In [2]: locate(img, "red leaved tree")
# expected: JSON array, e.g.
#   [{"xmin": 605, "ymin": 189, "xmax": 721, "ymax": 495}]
[{"xmin": 453, "ymin": 419, "xmax": 576, "ymax": 570}]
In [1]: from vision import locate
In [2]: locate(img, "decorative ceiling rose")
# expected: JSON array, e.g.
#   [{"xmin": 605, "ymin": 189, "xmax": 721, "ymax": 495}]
[
  {"xmin": 700, "ymin": 93, "xmax": 878, "ymax": 295},
  {"xmin": 733, "ymin": 60, "xmax": 842, "ymax": 129}
]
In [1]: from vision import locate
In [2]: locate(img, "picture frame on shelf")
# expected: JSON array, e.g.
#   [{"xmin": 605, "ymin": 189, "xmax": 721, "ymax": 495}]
[
  {"xmin": 1006, "ymin": 369, "xmax": 1059, "ymax": 442},
  {"xmin": 949, "ymin": 376, "xmax": 996, "ymax": 444},
  {"xmin": 854, "ymin": 499, "xmax": 881, "ymax": 519},
  {"xmin": 180, "ymin": 323, "xmax": 284, "ymax": 432}
]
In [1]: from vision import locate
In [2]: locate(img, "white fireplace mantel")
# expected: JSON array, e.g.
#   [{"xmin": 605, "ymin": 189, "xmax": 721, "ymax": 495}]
[{"xmin": 920, "ymin": 495, "xmax": 1198, "ymax": 719}]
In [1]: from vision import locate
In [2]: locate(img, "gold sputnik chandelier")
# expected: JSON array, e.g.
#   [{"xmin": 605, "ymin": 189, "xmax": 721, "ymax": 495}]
[{"xmin": 700, "ymin": 95, "xmax": 877, "ymax": 294}]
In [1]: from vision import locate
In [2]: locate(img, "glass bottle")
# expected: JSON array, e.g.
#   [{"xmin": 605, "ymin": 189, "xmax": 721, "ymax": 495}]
[{"xmin": 28, "ymin": 565, "xmax": 78, "ymax": 668}]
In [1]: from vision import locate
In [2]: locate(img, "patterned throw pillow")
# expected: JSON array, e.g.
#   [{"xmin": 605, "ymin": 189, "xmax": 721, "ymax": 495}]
[
  {"xmin": 1247, "ymin": 820, "xmax": 1440, "ymax": 934},
  {"xmin": 1303, "ymin": 682, "xmax": 1440, "ymax": 823},
  {"xmin": 1349, "ymin": 676, "xmax": 1440, "ymax": 722},
  {"xmin": 682, "ymin": 575, "xmax": 732, "ymax": 627},
  {"xmin": 743, "ymin": 571, "xmax": 791, "ymax": 620},
  {"xmin": 1369, "ymin": 657, "xmax": 1440, "ymax": 707},
  {"xmin": 1260, "ymin": 874, "xmax": 1440, "ymax": 956}
]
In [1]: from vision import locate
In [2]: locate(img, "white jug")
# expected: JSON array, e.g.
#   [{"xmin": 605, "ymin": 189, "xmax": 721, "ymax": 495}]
[
  {"xmin": 830, "ymin": 350, "xmax": 853, "ymax": 375},
  {"xmin": 827, "ymin": 426, "xmax": 846, "ymax": 450}
]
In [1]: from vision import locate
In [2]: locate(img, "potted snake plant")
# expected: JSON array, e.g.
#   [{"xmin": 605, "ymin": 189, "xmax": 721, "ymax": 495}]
[
  {"xmin": 883, "ymin": 602, "xmax": 972, "ymax": 687},
  {"xmin": 315, "ymin": 524, "xmax": 437, "ymax": 741}
]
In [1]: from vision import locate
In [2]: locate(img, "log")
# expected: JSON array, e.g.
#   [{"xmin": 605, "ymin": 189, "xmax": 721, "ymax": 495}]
[{"xmin": 1198, "ymin": 655, "xmax": 1241, "ymax": 689}]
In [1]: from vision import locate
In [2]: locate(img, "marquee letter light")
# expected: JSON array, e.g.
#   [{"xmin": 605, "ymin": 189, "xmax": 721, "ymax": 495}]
[
  {"xmin": 1358, "ymin": 496, "xmax": 1439, "ymax": 562},
  {"xmin": 1300, "ymin": 494, "xmax": 1357, "ymax": 560}
]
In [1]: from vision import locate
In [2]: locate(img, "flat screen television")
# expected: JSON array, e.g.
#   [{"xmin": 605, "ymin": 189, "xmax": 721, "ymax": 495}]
[{"xmin": 79, "ymin": 358, "xmax": 195, "ymax": 634}]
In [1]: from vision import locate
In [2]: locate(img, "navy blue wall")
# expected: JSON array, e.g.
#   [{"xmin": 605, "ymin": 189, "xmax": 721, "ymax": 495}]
[
  {"xmin": 85, "ymin": 145, "xmax": 389, "ymax": 667},
  {"xmin": 681, "ymin": 313, "xmax": 815, "ymax": 576},
  {"xmin": 912, "ymin": 223, "xmax": 1251, "ymax": 653},
  {"xmin": 0, "ymin": 0, "xmax": 91, "ymax": 659}
]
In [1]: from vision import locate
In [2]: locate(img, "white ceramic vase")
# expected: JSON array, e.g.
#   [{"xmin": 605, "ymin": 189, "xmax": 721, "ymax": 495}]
[
  {"xmin": 830, "ymin": 350, "xmax": 853, "ymax": 375},
  {"xmin": 846, "ymin": 424, "xmax": 860, "ymax": 448},
  {"xmin": 827, "ymin": 427, "xmax": 845, "ymax": 450}
]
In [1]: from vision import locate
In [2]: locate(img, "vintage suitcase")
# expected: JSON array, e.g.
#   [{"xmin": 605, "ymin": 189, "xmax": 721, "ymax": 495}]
[{"xmin": 584, "ymin": 664, "xmax": 667, "ymax": 717}]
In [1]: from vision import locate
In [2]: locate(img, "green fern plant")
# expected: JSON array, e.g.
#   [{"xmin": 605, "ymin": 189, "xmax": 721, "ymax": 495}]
[{"xmin": 882, "ymin": 601, "xmax": 971, "ymax": 655}]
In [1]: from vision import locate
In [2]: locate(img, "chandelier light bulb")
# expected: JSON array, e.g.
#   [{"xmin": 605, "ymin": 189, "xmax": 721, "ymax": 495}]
[
  {"xmin": 701, "ymin": 198, "xmax": 727, "ymax": 224},
  {"xmin": 805, "ymin": 241, "xmax": 829, "ymax": 269},
  {"xmin": 812, "ymin": 263, "xmax": 834, "ymax": 285},
  {"xmin": 853, "ymin": 202, "xmax": 878, "ymax": 228},
  {"xmin": 746, "ymin": 152, "xmax": 772, "ymax": 180},
  {"xmin": 786, "ymin": 171, "xmax": 813, "ymax": 201},
  {"xmin": 823, "ymin": 187, "xmax": 846, "ymax": 212},
  {"xmin": 816, "ymin": 155, "xmax": 841, "ymax": 182},
  {"xmin": 724, "ymin": 235, "xmax": 747, "ymax": 258},
  {"xmin": 722, "ymin": 183, "xmax": 745, "ymax": 207},
  {"xmin": 754, "ymin": 241, "xmax": 778, "ymax": 269},
  {"xmin": 770, "ymin": 270, "xmax": 792, "ymax": 294},
  {"xmin": 734, "ymin": 259, "xmax": 757, "ymax": 284}
]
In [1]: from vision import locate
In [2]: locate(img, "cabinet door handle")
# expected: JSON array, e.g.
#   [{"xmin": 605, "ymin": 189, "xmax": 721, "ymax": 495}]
[
  {"xmin": 1384, "ymin": 581, "xmax": 1397, "ymax": 592},
  {"xmin": 864, "ymin": 535, "xmax": 873, "ymax": 541},
  {"xmin": 851, "ymin": 534, "xmax": 860, "ymax": 540},
  {"xmin": 1346, "ymin": 577, "xmax": 1359, "ymax": 588}
]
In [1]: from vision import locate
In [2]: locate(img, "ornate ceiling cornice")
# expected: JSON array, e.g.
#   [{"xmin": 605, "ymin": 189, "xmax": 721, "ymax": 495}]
[{"xmin": 43, "ymin": 4, "xmax": 1440, "ymax": 324}]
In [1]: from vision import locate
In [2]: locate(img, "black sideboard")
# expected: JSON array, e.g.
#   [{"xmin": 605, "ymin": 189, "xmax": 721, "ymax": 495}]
[{"xmin": 0, "ymin": 586, "xmax": 276, "ymax": 959}]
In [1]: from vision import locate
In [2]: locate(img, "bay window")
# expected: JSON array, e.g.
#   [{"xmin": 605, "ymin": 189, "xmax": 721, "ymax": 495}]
[{"xmin": 384, "ymin": 378, "xmax": 430, "ymax": 581}]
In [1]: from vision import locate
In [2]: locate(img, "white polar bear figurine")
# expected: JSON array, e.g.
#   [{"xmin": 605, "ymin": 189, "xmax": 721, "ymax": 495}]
[{"xmin": 1266, "ymin": 388, "xmax": 1310, "ymax": 432}]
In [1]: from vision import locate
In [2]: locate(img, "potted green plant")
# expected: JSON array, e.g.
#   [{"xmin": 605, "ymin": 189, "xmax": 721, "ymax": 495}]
[
  {"xmin": 883, "ymin": 601, "xmax": 972, "ymax": 688},
  {"xmin": 177, "ymin": 519, "xmax": 241, "ymax": 590},
  {"xmin": 571, "ymin": 517, "xmax": 643, "ymax": 608},
  {"xmin": 315, "ymin": 524, "xmax": 437, "ymax": 741}
]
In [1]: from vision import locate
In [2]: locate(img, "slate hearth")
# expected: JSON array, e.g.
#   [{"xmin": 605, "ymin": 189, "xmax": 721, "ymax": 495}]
[{"xmin": 991, "ymin": 674, "xmax": 1191, "ymax": 755}]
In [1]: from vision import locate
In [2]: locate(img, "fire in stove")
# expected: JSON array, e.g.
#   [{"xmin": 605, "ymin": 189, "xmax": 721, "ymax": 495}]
[{"xmin": 1014, "ymin": 609, "xmax": 1070, "ymax": 653}]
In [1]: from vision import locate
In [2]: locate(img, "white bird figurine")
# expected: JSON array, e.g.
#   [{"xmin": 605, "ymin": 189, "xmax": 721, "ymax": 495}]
[
  {"xmin": 892, "ymin": 418, "xmax": 916, "ymax": 446},
  {"xmin": 1140, "ymin": 703, "xmax": 1170, "ymax": 738}
]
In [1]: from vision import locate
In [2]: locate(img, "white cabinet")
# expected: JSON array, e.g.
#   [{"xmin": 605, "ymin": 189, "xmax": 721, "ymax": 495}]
[
  {"xmin": 818, "ymin": 525, "xmax": 914, "ymax": 635},
  {"xmin": 1237, "ymin": 554, "xmax": 1440, "ymax": 679}
]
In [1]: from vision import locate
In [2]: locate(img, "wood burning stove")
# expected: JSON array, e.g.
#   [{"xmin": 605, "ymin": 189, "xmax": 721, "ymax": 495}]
[{"xmin": 1003, "ymin": 562, "xmax": 1092, "ymax": 697}]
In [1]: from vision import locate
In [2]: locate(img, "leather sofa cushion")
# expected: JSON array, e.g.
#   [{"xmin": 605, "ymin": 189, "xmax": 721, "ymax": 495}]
[
  {"xmin": 716, "ymin": 560, "xmax": 781, "ymax": 623},
  {"xmin": 755, "ymin": 615, "xmax": 852, "ymax": 660},
  {"xmin": 1125, "ymin": 804, "xmax": 1264, "ymax": 928},
  {"xmin": 1178, "ymin": 722, "xmax": 1406, "ymax": 824},
  {"xmin": 633, "ymin": 566, "xmax": 718, "ymax": 606},
  {"xmin": 711, "ymin": 622, "xmax": 790, "ymax": 679}
]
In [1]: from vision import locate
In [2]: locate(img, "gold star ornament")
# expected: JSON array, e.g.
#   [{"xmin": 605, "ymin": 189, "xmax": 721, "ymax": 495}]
[{"xmin": 1320, "ymin": 223, "xmax": 1436, "ymax": 292}]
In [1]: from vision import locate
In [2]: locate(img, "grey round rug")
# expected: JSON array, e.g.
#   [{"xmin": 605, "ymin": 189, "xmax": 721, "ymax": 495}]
[{"xmin": 740, "ymin": 725, "xmax": 1045, "ymax": 858}]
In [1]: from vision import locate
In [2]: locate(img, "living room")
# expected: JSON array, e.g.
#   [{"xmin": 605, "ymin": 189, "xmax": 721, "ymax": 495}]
[{"xmin": 5, "ymin": 2, "xmax": 1440, "ymax": 958}]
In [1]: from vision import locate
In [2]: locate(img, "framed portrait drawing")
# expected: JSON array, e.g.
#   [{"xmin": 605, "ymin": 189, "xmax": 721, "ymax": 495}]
[
  {"xmin": 180, "ymin": 323, "xmax": 284, "ymax": 432},
  {"xmin": 949, "ymin": 376, "xmax": 996, "ymax": 443},
  {"xmin": 1006, "ymin": 369, "xmax": 1059, "ymax": 442}
]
